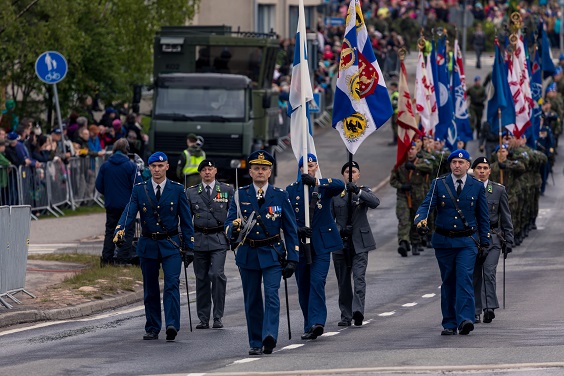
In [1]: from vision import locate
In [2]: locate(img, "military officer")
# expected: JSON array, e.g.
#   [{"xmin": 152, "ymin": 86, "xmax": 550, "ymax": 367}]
[
  {"xmin": 331, "ymin": 161, "xmax": 380, "ymax": 327},
  {"xmin": 415, "ymin": 149, "xmax": 490, "ymax": 335},
  {"xmin": 187, "ymin": 159, "xmax": 234, "ymax": 330},
  {"xmin": 225, "ymin": 150, "xmax": 299, "ymax": 356},
  {"xmin": 286, "ymin": 154, "xmax": 344, "ymax": 340},
  {"xmin": 114, "ymin": 152, "xmax": 194, "ymax": 341},
  {"xmin": 471, "ymin": 157, "xmax": 514, "ymax": 324}
]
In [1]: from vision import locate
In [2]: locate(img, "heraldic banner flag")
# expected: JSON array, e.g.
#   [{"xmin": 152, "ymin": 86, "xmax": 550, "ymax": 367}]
[
  {"xmin": 433, "ymin": 34, "xmax": 456, "ymax": 149},
  {"xmin": 332, "ymin": 0, "xmax": 392, "ymax": 154},
  {"xmin": 452, "ymin": 38, "xmax": 473, "ymax": 144},
  {"xmin": 395, "ymin": 58, "xmax": 420, "ymax": 169},
  {"xmin": 486, "ymin": 41, "xmax": 513, "ymax": 133},
  {"xmin": 288, "ymin": 0, "xmax": 320, "ymax": 178}
]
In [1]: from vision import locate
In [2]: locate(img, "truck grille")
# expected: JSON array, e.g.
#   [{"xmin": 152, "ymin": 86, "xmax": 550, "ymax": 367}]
[{"xmin": 154, "ymin": 133, "xmax": 243, "ymax": 155}]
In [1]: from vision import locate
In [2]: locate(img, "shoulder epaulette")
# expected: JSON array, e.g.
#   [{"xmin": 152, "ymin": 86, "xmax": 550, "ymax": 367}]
[
  {"xmin": 274, "ymin": 187, "xmax": 284, "ymax": 192},
  {"xmin": 171, "ymin": 180, "xmax": 183, "ymax": 186},
  {"xmin": 240, "ymin": 185, "xmax": 250, "ymax": 190},
  {"xmin": 439, "ymin": 173, "xmax": 450, "ymax": 179},
  {"xmin": 491, "ymin": 181, "xmax": 504, "ymax": 187},
  {"xmin": 135, "ymin": 181, "xmax": 147, "ymax": 186}
]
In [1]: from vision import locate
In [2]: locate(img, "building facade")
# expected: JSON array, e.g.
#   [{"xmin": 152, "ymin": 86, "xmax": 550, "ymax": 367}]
[{"xmin": 192, "ymin": 0, "xmax": 328, "ymax": 38}]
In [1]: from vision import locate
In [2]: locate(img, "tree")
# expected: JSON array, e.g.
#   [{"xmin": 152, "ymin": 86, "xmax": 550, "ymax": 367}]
[{"xmin": 0, "ymin": 0, "xmax": 200, "ymax": 124}]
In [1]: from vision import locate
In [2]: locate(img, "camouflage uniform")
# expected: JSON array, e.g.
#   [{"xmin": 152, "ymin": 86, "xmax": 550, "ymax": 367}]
[
  {"xmin": 466, "ymin": 84, "xmax": 487, "ymax": 137},
  {"xmin": 390, "ymin": 157, "xmax": 433, "ymax": 255},
  {"xmin": 546, "ymin": 97, "xmax": 563, "ymax": 147}
]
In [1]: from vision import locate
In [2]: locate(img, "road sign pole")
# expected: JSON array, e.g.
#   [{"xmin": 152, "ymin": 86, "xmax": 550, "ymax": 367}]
[{"xmin": 52, "ymin": 83, "xmax": 66, "ymax": 148}]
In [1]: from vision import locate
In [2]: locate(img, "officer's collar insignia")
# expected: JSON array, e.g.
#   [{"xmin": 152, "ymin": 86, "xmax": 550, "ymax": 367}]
[{"xmin": 487, "ymin": 184, "xmax": 493, "ymax": 193}]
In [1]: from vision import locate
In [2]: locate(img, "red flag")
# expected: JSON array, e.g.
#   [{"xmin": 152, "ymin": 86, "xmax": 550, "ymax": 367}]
[{"xmin": 395, "ymin": 59, "xmax": 421, "ymax": 170}]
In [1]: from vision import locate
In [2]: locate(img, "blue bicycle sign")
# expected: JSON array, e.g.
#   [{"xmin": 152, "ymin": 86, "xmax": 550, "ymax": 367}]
[{"xmin": 35, "ymin": 51, "xmax": 68, "ymax": 84}]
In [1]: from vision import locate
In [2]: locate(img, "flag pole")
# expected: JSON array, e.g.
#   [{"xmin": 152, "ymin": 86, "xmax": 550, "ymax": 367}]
[
  {"xmin": 298, "ymin": 0, "xmax": 311, "ymax": 238},
  {"xmin": 498, "ymin": 108, "xmax": 503, "ymax": 184},
  {"xmin": 345, "ymin": 151, "xmax": 353, "ymax": 268}
]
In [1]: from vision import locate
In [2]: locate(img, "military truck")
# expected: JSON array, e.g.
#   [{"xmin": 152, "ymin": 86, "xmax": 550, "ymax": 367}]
[{"xmin": 150, "ymin": 25, "xmax": 283, "ymax": 183}]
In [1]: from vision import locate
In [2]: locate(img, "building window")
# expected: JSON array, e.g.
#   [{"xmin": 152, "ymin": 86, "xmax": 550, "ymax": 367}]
[
  {"xmin": 289, "ymin": 5, "xmax": 314, "ymax": 37},
  {"xmin": 258, "ymin": 4, "xmax": 275, "ymax": 34}
]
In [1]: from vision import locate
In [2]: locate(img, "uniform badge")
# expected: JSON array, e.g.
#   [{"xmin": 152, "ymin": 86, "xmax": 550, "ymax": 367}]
[
  {"xmin": 266, "ymin": 206, "xmax": 282, "ymax": 220},
  {"xmin": 487, "ymin": 184, "xmax": 493, "ymax": 193}
]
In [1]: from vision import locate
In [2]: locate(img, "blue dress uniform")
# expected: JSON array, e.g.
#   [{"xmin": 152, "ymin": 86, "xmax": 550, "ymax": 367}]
[
  {"xmin": 286, "ymin": 170, "xmax": 344, "ymax": 335},
  {"xmin": 225, "ymin": 151, "xmax": 299, "ymax": 353},
  {"xmin": 115, "ymin": 153, "xmax": 194, "ymax": 338},
  {"xmin": 415, "ymin": 150, "xmax": 490, "ymax": 334}
]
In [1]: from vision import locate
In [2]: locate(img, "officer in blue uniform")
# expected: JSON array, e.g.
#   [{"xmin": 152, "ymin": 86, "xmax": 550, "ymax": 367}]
[
  {"xmin": 114, "ymin": 152, "xmax": 194, "ymax": 341},
  {"xmin": 414, "ymin": 149, "xmax": 490, "ymax": 335},
  {"xmin": 286, "ymin": 154, "xmax": 344, "ymax": 340},
  {"xmin": 225, "ymin": 150, "xmax": 299, "ymax": 356}
]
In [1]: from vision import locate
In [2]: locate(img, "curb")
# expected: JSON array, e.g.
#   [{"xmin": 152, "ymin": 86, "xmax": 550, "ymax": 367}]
[{"xmin": 0, "ymin": 289, "xmax": 144, "ymax": 329}]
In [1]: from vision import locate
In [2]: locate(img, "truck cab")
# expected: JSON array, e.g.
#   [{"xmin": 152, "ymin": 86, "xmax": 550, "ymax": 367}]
[{"xmin": 150, "ymin": 26, "xmax": 282, "ymax": 184}]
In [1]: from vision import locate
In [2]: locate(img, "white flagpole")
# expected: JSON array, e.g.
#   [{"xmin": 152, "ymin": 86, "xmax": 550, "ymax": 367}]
[{"xmin": 298, "ymin": 0, "xmax": 311, "ymax": 232}]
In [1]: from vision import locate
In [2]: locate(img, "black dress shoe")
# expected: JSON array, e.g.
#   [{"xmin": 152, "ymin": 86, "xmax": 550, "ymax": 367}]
[
  {"xmin": 262, "ymin": 335, "xmax": 276, "ymax": 354},
  {"xmin": 440, "ymin": 328, "xmax": 457, "ymax": 335},
  {"xmin": 248, "ymin": 347, "xmax": 263, "ymax": 356},
  {"xmin": 165, "ymin": 326, "xmax": 177, "ymax": 342},
  {"xmin": 459, "ymin": 320, "xmax": 474, "ymax": 335},
  {"xmin": 212, "ymin": 319, "xmax": 223, "ymax": 329},
  {"xmin": 352, "ymin": 311, "xmax": 364, "ymax": 326},
  {"xmin": 483, "ymin": 309, "xmax": 495, "ymax": 323},
  {"xmin": 475, "ymin": 314, "xmax": 481, "ymax": 323},
  {"xmin": 312, "ymin": 324, "xmax": 324, "ymax": 337},
  {"xmin": 337, "ymin": 319, "xmax": 351, "ymax": 326},
  {"xmin": 196, "ymin": 321, "xmax": 209, "ymax": 329},
  {"xmin": 143, "ymin": 331, "xmax": 159, "ymax": 340},
  {"xmin": 301, "ymin": 327, "xmax": 321, "ymax": 340}
]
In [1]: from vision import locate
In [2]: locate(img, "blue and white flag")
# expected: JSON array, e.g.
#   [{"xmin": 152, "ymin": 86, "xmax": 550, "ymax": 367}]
[
  {"xmin": 433, "ymin": 34, "xmax": 456, "ymax": 149},
  {"xmin": 451, "ymin": 39, "xmax": 473, "ymax": 145},
  {"xmin": 288, "ymin": 0, "xmax": 320, "ymax": 178},
  {"xmin": 332, "ymin": 0, "xmax": 392, "ymax": 154},
  {"xmin": 526, "ymin": 46, "xmax": 543, "ymax": 147},
  {"xmin": 486, "ymin": 41, "xmax": 514, "ymax": 134}
]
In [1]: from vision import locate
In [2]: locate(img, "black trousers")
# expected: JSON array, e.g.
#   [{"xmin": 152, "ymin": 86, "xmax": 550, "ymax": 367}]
[{"xmin": 102, "ymin": 208, "xmax": 134, "ymax": 261}]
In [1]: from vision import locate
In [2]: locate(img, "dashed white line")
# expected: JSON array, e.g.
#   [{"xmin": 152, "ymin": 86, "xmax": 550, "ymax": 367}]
[
  {"xmin": 378, "ymin": 311, "xmax": 396, "ymax": 317},
  {"xmin": 422, "ymin": 293, "xmax": 436, "ymax": 298},
  {"xmin": 402, "ymin": 302, "xmax": 417, "ymax": 307},
  {"xmin": 230, "ymin": 358, "xmax": 260, "ymax": 365},
  {"xmin": 280, "ymin": 344, "xmax": 304, "ymax": 350},
  {"xmin": 187, "ymin": 373, "xmax": 206, "ymax": 376},
  {"xmin": 321, "ymin": 331, "xmax": 340, "ymax": 337}
]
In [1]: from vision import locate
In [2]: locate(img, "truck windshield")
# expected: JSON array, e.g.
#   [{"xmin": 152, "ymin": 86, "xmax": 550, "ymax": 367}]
[{"xmin": 154, "ymin": 87, "xmax": 246, "ymax": 121}]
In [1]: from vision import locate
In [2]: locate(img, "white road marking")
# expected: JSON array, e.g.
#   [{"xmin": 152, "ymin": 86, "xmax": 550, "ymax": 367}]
[
  {"xmin": 230, "ymin": 358, "xmax": 260, "ymax": 365},
  {"xmin": 378, "ymin": 311, "xmax": 395, "ymax": 317},
  {"xmin": 187, "ymin": 374, "xmax": 206, "ymax": 376},
  {"xmin": 402, "ymin": 302, "xmax": 417, "ymax": 307},
  {"xmin": 321, "ymin": 331, "xmax": 340, "ymax": 336},
  {"xmin": 280, "ymin": 344, "xmax": 304, "ymax": 350},
  {"xmin": 422, "ymin": 293, "xmax": 436, "ymax": 298}
]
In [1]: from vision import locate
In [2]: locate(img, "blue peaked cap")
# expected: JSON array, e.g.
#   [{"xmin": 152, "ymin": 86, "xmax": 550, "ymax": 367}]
[
  {"xmin": 148, "ymin": 152, "xmax": 168, "ymax": 164},
  {"xmin": 298, "ymin": 153, "xmax": 317, "ymax": 168},
  {"xmin": 447, "ymin": 149, "xmax": 471, "ymax": 163}
]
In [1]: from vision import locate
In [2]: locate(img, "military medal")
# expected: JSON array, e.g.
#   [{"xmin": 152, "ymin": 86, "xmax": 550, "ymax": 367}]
[{"xmin": 266, "ymin": 206, "xmax": 282, "ymax": 220}]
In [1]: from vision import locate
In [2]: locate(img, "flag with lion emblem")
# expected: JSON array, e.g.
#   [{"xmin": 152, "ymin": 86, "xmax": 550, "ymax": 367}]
[{"xmin": 332, "ymin": 0, "xmax": 393, "ymax": 154}]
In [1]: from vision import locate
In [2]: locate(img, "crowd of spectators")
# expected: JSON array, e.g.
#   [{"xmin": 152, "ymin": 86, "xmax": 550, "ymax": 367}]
[{"xmin": 0, "ymin": 104, "xmax": 149, "ymax": 210}]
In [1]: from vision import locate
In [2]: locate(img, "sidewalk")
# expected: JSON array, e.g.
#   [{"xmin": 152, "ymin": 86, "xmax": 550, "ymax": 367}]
[{"xmin": 0, "ymin": 212, "xmax": 145, "ymax": 329}]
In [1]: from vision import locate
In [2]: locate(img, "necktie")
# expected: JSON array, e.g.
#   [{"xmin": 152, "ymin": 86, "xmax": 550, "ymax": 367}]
[
  {"xmin": 156, "ymin": 184, "xmax": 161, "ymax": 201},
  {"xmin": 456, "ymin": 179, "xmax": 462, "ymax": 196},
  {"xmin": 206, "ymin": 185, "xmax": 211, "ymax": 198},
  {"xmin": 257, "ymin": 188, "xmax": 265, "ymax": 207}
]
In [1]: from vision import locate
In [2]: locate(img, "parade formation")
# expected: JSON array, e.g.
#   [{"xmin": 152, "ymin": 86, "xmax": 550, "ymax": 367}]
[{"xmin": 2, "ymin": 0, "xmax": 564, "ymax": 367}]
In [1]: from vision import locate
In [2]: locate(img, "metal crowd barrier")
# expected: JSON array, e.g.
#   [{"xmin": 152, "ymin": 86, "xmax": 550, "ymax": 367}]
[
  {"xmin": 68, "ymin": 157, "xmax": 102, "ymax": 208},
  {"xmin": 19, "ymin": 165, "xmax": 59, "ymax": 218},
  {"xmin": 0, "ymin": 205, "xmax": 34, "ymax": 309},
  {"xmin": 0, "ymin": 165, "xmax": 19, "ymax": 206},
  {"xmin": 45, "ymin": 158, "xmax": 73, "ymax": 215}
]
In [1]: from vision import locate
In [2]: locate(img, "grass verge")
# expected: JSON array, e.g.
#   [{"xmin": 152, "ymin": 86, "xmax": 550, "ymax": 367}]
[{"xmin": 28, "ymin": 254, "xmax": 144, "ymax": 299}]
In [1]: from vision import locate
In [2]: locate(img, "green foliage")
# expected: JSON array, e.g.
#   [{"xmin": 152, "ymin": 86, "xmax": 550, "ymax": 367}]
[{"xmin": 0, "ymin": 0, "xmax": 200, "ymax": 120}]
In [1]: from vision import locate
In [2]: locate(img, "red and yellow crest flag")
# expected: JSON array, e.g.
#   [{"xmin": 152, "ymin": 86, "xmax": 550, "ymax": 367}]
[{"xmin": 332, "ymin": 0, "xmax": 393, "ymax": 154}]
